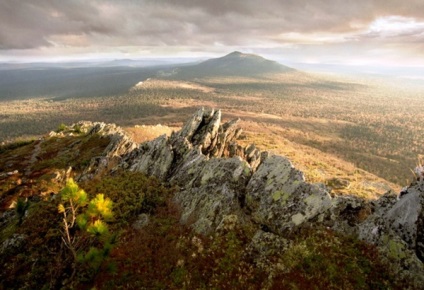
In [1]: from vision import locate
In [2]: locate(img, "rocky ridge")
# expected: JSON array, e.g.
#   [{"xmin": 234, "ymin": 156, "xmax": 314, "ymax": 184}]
[{"xmin": 69, "ymin": 108, "xmax": 424, "ymax": 285}]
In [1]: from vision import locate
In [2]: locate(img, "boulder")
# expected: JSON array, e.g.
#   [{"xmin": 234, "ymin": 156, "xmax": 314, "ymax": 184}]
[
  {"xmin": 129, "ymin": 135, "xmax": 174, "ymax": 180},
  {"xmin": 246, "ymin": 154, "xmax": 332, "ymax": 234},
  {"xmin": 132, "ymin": 213, "xmax": 150, "ymax": 230},
  {"xmin": 173, "ymin": 156, "xmax": 251, "ymax": 234}
]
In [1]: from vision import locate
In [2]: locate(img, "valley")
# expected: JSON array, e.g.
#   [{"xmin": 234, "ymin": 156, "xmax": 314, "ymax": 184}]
[
  {"xmin": 1, "ymin": 52, "xmax": 424, "ymax": 288},
  {"xmin": 1, "ymin": 53, "xmax": 422, "ymax": 191}
]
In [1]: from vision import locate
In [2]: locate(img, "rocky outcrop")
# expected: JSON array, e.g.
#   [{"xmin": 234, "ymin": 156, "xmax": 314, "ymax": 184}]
[
  {"xmin": 116, "ymin": 108, "xmax": 333, "ymax": 235},
  {"xmin": 356, "ymin": 183, "xmax": 424, "ymax": 285},
  {"xmin": 73, "ymin": 108, "xmax": 424, "ymax": 283},
  {"xmin": 245, "ymin": 154, "xmax": 332, "ymax": 235},
  {"xmin": 76, "ymin": 121, "xmax": 137, "ymax": 181}
]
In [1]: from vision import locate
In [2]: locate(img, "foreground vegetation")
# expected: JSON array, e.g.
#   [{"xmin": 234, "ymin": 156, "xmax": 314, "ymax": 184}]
[
  {"xmin": 0, "ymin": 146, "xmax": 401, "ymax": 288},
  {"xmin": 2, "ymin": 111, "xmax": 422, "ymax": 289}
]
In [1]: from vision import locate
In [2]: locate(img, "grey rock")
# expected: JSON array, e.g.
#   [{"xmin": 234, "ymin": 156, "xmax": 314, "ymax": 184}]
[
  {"xmin": 245, "ymin": 154, "xmax": 332, "ymax": 234},
  {"xmin": 358, "ymin": 187, "xmax": 424, "ymax": 257},
  {"xmin": 177, "ymin": 107, "xmax": 206, "ymax": 141},
  {"xmin": 245, "ymin": 230, "xmax": 291, "ymax": 289},
  {"xmin": 1, "ymin": 234, "xmax": 26, "ymax": 255},
  {"xmin": 216, "ymin": 214, "xmax": 239, "ymax": 233},
  {"xmin": 246, "ymin": 230, "xmax": 290, "ymax": 270},
  {"xmin": 129, "ymin": 135, "xmax": 174, "ymax": 180},
  {"xmin": 132, "ymin": 213, "xmax": 150, "ymax": 230},
  {"xmin": 355, "ymin": 186, "xmax": 424, "ymax": 285},
  {"xmin": 321, "ymin": 195, "xmax": 371, "ymax": 236},
  {"xmin": 173, "ymin": 156, "xmax": 251, "ymax": 234},
  {"xmin": 386, "ymin": 187, "xmax": 422, "ymax": 250},
  {"xmin": 192, "ymin": 109, "xmax": 221, "ymax": 153},
  {"xmin": 77, "ymin": 121, "xmax": 137, "ymax": 181}
]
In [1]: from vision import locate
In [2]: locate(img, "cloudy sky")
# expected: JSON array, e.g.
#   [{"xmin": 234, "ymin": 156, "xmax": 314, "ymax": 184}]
[{"xmin": 1, "ymin": 0, "xmax": 424, "ymax": 66}]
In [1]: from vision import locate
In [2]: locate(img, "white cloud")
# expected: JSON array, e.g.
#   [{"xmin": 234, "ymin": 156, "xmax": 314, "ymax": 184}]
[{"xmin": 366, "ymin": 16, "xmax": 424, "ymax": 39}]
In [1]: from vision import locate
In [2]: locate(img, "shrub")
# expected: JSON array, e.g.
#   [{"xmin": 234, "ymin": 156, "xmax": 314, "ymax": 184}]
[
  {"xmin": 15, "ymin": 197, "xmax": 30, "ymax": 225},
  {"xmin": 85, "ymin": 171, "xmax": 173, "ymax": 226},
  {"xmin": 58, "ymin": 178, "xmax": 115, "ymax": 283},
  {"xmin": 57, "ymin": 123, "xmax": 67, "ymax": 132},
  {"xmin": 73, "ymin": 124, "xmax": 82, "ymax": 134}
]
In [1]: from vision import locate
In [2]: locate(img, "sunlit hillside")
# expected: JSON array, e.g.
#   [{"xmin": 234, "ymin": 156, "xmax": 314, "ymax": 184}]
[{"xmin": 1, "ymin": 60, "xmax": 422, "ymax": 191}]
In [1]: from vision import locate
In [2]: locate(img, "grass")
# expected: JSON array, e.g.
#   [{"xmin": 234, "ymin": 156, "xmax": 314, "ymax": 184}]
[
  {"xmin": 238, "ymin": 128, "xmax": 396, "ymax": 198},
  {"xmin": 32, "ymin": 134, "xmax": 110, "ymax": 172},
  {"xmin": 0, "ymin": 139, "xmax": 35, "ymax": 154},
  {"xmin": 273, "ymin": 227, "xmax": 397, "ymax": 290}
]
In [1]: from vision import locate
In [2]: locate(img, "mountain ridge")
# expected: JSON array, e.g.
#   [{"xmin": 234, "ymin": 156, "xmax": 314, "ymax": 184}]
[
  {"xmin": 1, "ymin": 108, "xmax": 423, "ymax": 288},
  {"xmin": 167, "ymin": 51, "xmax": 295, "ymax": 79}
]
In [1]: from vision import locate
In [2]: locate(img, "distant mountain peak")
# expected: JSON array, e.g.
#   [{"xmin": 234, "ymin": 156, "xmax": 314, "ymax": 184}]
[
  {"xmin": 170, "ymin": 51, "xmax": 295, "ymax": 78},
  {"xmin": 226, "ymin": 51, "xmax": 244, "ymax": 57},
  {"xmin": 221, "ymin": 51, "xmax": 261, "ymax": 59}
]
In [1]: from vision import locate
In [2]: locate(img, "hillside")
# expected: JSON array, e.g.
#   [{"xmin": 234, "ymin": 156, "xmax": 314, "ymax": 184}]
[
  {"xmin": 163, "ymin": 51, "xmax": 295, "ymax": 79},
  {"xmin": 1, "ymin": 109, "xmax": 423, "ymax": 289},
  {"xmin": 0, "ymin": 52, "xmax": 422, "ymax": 192}
]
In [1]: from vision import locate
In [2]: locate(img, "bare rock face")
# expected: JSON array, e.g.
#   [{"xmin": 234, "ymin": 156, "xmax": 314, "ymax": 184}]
[
  {"xmin": 354, "ymin": 184, "xmax": 424, "ymax": 286},
  {"xmin": 245, "ymin": 154, "xmax": 332, "ymax": 234},
  {"xmin": 129, "ymin": 135, "xmax": 174, "ymax": 180},
  {"xmin": 76, "ymin": 121, "xmax": 137, "ymax": 181},
  {"xmin": 174, "ymin": 156, "xmax": 251, "ymax": 233},
  {"xmin": 173, "ymin": 107, "xmax": 243, "ymax": 158}
]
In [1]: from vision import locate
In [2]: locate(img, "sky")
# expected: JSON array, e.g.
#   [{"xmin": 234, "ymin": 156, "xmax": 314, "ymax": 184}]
[{"xmin": 1, "ymin": 0, "xmax": 424, "ymax": 67}]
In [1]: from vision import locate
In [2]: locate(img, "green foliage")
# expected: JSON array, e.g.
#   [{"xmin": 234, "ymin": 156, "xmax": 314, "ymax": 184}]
[
  {"xmin": 274, "ymin": 228, "xmax": 395, "ymax": 289},
  {"xmin": 79, "ymin": 247, "xmax": 103, "ymax": 269},
  {"xmin": 0, "ymin": 139, "xmax": 34, "ymax": 154},
  {"xmin": 15, "ymin": 197, "xmax": 30, "ymax": 225},
  {"xmin": 60, "ymin": 178, "xmax": 88, "ymax": 206},
  {"xmin": 87, "ymin": 194, "xmax": 114, "ymax": 220},
  {"xmin": 57, "ymin": 123, "xmax": 67, "ymax": 132},
  {"xmin": 76, "ymin": 213, "xmax": 88, "ymax": 229},
  {"xmin": 73, "ymin": 124, "xmax": 82, "ymax": 134},
  {"xmin": 86, "ymin": 171, "xmax": 173, "ymax": 226},
  {"xmin": 58, "ymin": 178, "xmax": 115, "ymax": 281},
  {"xmin": 87, "ymin": 220, "xmax": 109, "ymax": 236}
]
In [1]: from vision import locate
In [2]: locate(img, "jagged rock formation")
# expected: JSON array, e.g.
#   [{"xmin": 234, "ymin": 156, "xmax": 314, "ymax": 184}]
[
  {"xmin": 76, "ymin": 108, "xmax": 423, "ymax": 285},
  {"xmin": 75, "ymin": 121, "xmax": 137, "ymax": 181}
]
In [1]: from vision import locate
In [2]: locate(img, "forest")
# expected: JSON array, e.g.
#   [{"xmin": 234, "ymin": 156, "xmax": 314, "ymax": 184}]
[{"xmin": 0, "ymin": 67, "xmax": 422, "ymax": 187}]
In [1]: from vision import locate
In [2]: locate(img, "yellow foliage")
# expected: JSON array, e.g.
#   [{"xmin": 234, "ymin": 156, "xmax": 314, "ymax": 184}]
[
  {"xmin": 60, "ymin": 178, "xmax": 88, "ymax": 206},
  {"xmin": 58, "ymin": 204, "xmax": 65, "ymax": 213},
  {"xmin": 87, "ymin": 219, "xmax": 108, "ymax": 236},
  {"xmin": 87, "ymin": 194, "xmax": 113, "ymax": 220}
]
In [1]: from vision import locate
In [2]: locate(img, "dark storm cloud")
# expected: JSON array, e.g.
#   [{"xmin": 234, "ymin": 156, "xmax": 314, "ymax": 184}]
[
  {"xmin": 0, "ymin": 0, "xmax": 423, "ymax": 63},
  {"xmin": 0, "ymin": 0, "xmax": 121, "ymax": 49}
]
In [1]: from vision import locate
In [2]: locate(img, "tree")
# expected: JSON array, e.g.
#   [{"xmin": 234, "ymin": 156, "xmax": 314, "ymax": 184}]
[{"xmin": 58, "ymin": 178, "xmax": 114, "ymax": 282}]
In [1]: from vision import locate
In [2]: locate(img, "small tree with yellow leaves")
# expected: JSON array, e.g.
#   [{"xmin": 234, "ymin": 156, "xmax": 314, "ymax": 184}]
[{"xmin": 58, "ymin": 178, "xmax": 114, "ymax": 281}]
